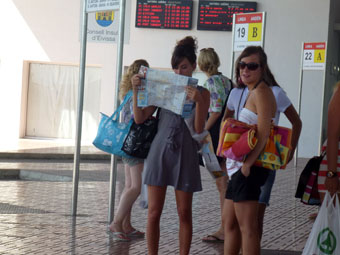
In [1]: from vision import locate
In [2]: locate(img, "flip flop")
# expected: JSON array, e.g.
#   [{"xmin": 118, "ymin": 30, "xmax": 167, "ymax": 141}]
[
  {"xmin": 202, "ymin": 234, "xmax": 224, "ymax": 243},
  {"xmin": 106, "ymin": 226, "xmax": 131, "ymax": 242},
  {"xmin": 126, "ymin": 229, "xmax": 145, "ymax": 238},
  {"xmin": 308, "ymin": 212, "xmax": 318, "ymax": 220},
  {"xmin": 109, "ymin": 231, "xmax": 131, "ymax": 242}
]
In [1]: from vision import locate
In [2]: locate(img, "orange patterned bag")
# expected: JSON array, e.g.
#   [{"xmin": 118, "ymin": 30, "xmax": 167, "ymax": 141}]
[{"xmin": 217, "ymin": 118, "xmax": 292, "ymax": 170}]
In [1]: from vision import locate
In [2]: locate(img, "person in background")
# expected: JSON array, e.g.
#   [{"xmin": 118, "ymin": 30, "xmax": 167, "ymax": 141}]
[
  {"xmin": 107, "ymin": 59, "xmax": 149, "ymax": 242},
  {"xmin": 131, "ymin": 36, "xmax": 210, "ymax": 255},
  {"xmin": 198, "ymin": 48, "xmax": 232, "ymax": 243},
  {"xmin": 223, "ymin": 59, "xmax": 302, "ymax": 240},
  {"xmin": 318, "ymin": 81, "xmax": 340, "ymax": 200},
  {"xmin": 222, "ymin": 46, "xmax": 277, "ymax": 255}
]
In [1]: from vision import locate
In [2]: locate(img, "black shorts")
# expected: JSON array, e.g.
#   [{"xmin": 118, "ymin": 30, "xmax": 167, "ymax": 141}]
[{"xmin": 225, "ymin": 165, "xmax": 269, "ymax": 202}]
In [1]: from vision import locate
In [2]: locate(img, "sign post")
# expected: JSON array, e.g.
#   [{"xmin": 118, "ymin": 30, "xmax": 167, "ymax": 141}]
[
  {"xmin": 230, "ymin": 12, "xmax": 265, "ymax": 79},
  {"xmin": 108, "ymin": 0, "xmax": 127, "ymax": 224},
  {"xmin": 72, "ymin": 0, "xmax": 121, "ymax": 217},
  {"xmin": 296, "ymin": 42, "xmax": 327, "ymax": 164}
]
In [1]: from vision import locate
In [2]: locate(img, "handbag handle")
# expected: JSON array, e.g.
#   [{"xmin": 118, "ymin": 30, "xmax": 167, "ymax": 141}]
[{"xmin": 110, "ymin": 90, "xmax": 133, "ymax": 121}]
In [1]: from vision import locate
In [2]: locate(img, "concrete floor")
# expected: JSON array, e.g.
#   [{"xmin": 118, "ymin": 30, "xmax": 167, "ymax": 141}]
[{"xmin": 0, "ymin": 139, "xmax": 318, "ymax": 254}]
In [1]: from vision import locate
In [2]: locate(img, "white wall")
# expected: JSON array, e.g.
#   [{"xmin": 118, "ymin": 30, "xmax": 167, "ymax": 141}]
[{"xmin": 0, "ymin": 0, "xmax": 335, "ymax": 157}]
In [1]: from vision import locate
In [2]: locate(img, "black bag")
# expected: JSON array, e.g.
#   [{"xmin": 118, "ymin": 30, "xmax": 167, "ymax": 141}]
[
  {"xmin": 121, "ymin": 110, "xmax": 159, "ymax": 159},
  {"xmin": 295, "ymin": 151, "xmax": 326, "ymax": 205}
]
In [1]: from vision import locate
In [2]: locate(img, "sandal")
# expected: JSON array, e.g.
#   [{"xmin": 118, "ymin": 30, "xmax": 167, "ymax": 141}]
[
  {"xmin": 126, "ymin": 229, "xmax": 145, "ymax": 238},
  {"xmin": 309, "ymin": 212, "xmax": 318, "ymax": 220},
  {"xmin": 202, "ymin": 234, "xmax": 224, "ymax": 243},
  {"xmin": 107, "ymin": 225, "xmax": 131, "ymax": 242},
  {"xmin": 110, "ymin": 231, "xmax": 131, "ymax": 242}
]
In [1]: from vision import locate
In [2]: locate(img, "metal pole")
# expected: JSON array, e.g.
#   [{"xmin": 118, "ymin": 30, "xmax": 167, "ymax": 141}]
[
  {"xmin": 261, "ymin": 12, "xmax": 266, "ymax": 49},
  {"xmin": 108, "ymin": 0, "xmax": 126, "ymax": 224},
  {"xmin": 230, "ymin": 14, "xmax": 236, "ymax": 81},
  {"xmin": 71, "ymin": 0, "xmax": 88, "ymax": 216},
  {"xmin": 295, "ymin": 42, "xmax": 304, "ymax": 167},
  {"xmin": 318, "ymin": 41, "xmax": 328, "ymax": 154}
]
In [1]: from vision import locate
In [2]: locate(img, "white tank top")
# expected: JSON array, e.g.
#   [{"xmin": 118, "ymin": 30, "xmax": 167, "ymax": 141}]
[{"xmin": 239, "ymin": 108, "xmax": 258, "ymax": 125}]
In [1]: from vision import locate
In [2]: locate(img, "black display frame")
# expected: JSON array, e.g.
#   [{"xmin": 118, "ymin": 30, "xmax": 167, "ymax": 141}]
[
  {"xmin": 135, "ymin": 0, "xmax": 193, "ymax": 30},
  {"xmin": 197, "ymin": 0, "xmax": 257, "ymax": 31}
]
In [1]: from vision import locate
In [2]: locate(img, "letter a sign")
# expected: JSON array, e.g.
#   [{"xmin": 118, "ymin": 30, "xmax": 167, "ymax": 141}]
[
  {"xmin": 233, "ymin": 12, "xmax": 265, "ymax": 52},
  {"xmin": 303, "ymin": 42, "xmax": 326, "ymax": 70}
]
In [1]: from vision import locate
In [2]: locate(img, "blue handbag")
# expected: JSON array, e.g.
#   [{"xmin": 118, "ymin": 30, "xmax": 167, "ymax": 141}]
[{"xmin": 93, "ymin": 90, "xmax": 133, "ymax": 157}]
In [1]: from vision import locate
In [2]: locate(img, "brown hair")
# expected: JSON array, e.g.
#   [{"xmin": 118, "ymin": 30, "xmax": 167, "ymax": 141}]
[
  {"xmin": 171, "ymin": 36, "xmax": 197, "ymax": 69},
  {"xmin": 235, "ymin": 46, "xmax": 279, "ymax": 88},
  {"xmin": 198, "ymin": 48, "xmax": 220, "ymax": 76},
  {"xmin": 119, "ymin": 59, "xmax": 149, "ymax": 100}
]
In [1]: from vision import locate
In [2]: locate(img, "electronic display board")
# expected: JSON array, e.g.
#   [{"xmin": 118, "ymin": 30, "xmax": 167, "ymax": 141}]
[
  {"xmin": 135, "ymin": 0, "xmax": 193, "ymax": 30},
  {"xmin": 197, "ymin": 1, "xmax": 257, "ymax": 31}
]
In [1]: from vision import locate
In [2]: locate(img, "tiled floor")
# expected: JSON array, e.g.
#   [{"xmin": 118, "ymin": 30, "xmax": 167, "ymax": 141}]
[{"xmin": 0, "ymin": 139, "xmax": 317, "ymax": 254}]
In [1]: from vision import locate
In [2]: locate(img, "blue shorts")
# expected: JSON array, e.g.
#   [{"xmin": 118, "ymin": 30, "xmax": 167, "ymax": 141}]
[
  {"xmin": 122, "ymin": 156, "xmax": 144, "ymax": 167},
  {"xmin": 259, "ymin": 170, "xmax": 276, "ymax": 206}
]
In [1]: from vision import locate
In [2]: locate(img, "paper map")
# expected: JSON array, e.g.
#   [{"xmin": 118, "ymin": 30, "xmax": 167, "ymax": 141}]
[{"xmin": 137, "ymin": 66, "xmax": 198, "ymax": 118}]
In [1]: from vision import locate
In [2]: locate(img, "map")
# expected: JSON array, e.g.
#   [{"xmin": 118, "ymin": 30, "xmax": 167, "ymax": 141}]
[{"xmin": 137, "ymin": 66, "xmax": 198, "ymax": 118}]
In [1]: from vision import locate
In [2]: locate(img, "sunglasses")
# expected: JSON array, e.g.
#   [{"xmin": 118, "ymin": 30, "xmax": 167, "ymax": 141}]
[{"xmin": 239, "ymin": 61, "xmax": 260, "ymax": 71}]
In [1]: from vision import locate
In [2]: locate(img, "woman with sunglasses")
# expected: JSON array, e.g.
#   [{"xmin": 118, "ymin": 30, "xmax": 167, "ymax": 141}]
[
  {"xmin": 222, "ymin": 46, "xmax": 277, "ymax": 255},
  {"xmin": 131, "ymin": 36, "xmax": 210, "ymax": 255},
  {"xmin": 222, "ymin": 48, "xmax": 302, "ymax": 242},
  {"xmin": 198, "ymin": 47, "xmax": 232, "ymax": 243}
]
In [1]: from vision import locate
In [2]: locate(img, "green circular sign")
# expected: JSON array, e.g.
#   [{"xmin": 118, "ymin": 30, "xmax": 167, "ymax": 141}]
[{"xmin": 317, "ymin": 227, "xmax": 337, "ymax": 254}]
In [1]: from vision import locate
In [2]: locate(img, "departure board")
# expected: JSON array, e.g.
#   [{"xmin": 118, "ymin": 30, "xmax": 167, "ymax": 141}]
[
  {"xmin": 197, "ymin": 1, "xmax": 257, "ymax": 31},
  {"xmin": 135, "ymin": 0, "xmax": 193, "ymax": 30}
]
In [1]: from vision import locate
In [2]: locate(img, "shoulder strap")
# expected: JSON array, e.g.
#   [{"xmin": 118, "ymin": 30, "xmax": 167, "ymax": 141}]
[
  {"xmin": 111, "ymin": 90, "xmax": 133, "ymax": 121},
  {"xmin": 222, "ymin": 81, "xmax": 233, "ymax": 115},
  {"xmin": 236, "ymin": 88, "xmax": 246, "ymax": 120}
]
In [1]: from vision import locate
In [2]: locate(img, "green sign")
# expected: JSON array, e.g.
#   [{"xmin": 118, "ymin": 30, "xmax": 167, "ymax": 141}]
[{"xmin": 317, "ymin": 227, "xmax": 336, "ymax": 254}]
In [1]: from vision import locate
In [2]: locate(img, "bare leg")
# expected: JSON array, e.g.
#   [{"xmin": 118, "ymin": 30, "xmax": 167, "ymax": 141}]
[
  {"xmin": 109, "ymin": 163, "xmax": 143, "ymax": 236},
  {"xmin": 234, "ymin": 201, "xmax": 260, "ymax": 255},
  {"xmin": 257, "ymin": 203, "xmax": 266, "ymax": 241},
  {"xmin": 175, "ymin": 189, "xmax": 193, "ymax": 255},
  {"xmin": 202, "ymin": 162, "xmax": 228, "ymax": 242},
  {"xmin": 147, "ymin": 185, "xmax": 167, "ymax": 255},
  {"xmin": 223, "ymin": 198, "xmax": 241, "ymax": 255}
]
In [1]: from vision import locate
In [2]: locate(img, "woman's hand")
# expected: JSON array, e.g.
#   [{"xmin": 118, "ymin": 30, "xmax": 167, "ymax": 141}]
[
  {"xmin": 186, "ymin": 86, "xmax": 203, "ymax": 103},
  {"xmin": 131, "ymin": 74, "xmax": 143, "ymax": 92},
  {"xmin": 241, "ymin": 164, "xmax": 251, "ymax": 177},
  {"xmin": 325, "ymin": 176, "xmax": 339, "ymax": 196}
]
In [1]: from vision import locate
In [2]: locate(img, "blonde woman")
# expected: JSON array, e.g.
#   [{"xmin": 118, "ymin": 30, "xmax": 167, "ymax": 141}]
[
  {"xmin": 198, "ymin": 48, "xmax": 232, "ymax": 243},
  {"xmin": 107, "ymin": 59, "xmax": 149, "ymax": 241}
]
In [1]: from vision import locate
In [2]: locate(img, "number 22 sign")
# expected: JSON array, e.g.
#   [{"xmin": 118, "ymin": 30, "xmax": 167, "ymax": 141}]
[
  {"xmin": 233, "ymin": 12, "xmax": 265, "ymax": 52},
  {"xmin": 302, "ymin": 42, "xmax": 326, "ymax": 70}
]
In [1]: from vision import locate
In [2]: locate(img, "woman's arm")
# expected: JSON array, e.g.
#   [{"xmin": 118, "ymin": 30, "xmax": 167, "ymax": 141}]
[
  {"xmin": 186, "ymin": 86, "xmax": 210, "ymax": 134},
  {"xmin": 205, "ymin": 112, "xmax": 221, "ymax": 130},
  {"xmin": 222, "ymin": 108, "xmax": 235, "ymax": 121},
  {"xmin": 325, "ymin": 86, "xmax": 340, "ymax": 194},
  {"xmin": 204, "ymin": 77, "xmax": 226, "ymax": 130},
  {"xmin": 283, "ymin": 105, "xmax": 302, "ymax": 162},
  {"xmin": 242, "ymin": 85, "xmax": 276, "ymax": 176},
  {"xmin": 131, "ymin": 74, "xmax": 156, "ymax": 124}
]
